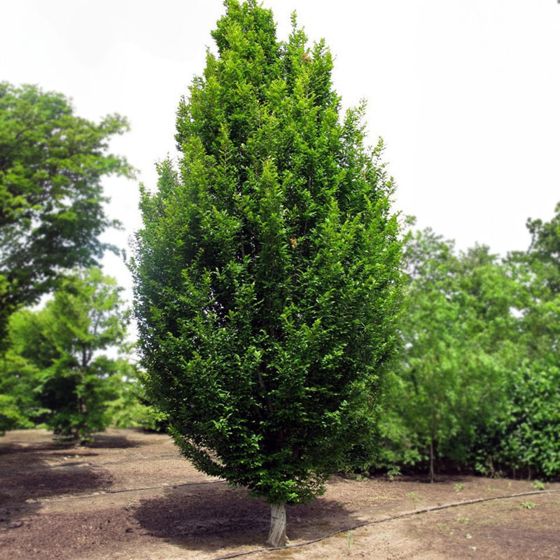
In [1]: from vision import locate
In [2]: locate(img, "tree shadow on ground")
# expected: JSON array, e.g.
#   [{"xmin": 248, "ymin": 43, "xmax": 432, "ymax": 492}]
[
  {"xmin": 0, "ymin": 440, "xmax": 69, "ymax": 455},
  {"xmin": 0, "ymin": 431, "xmax": 145, "ymax": 454},
  {"xmin": 86, "ymin": 433, "xmax": 145, "ymax": 449},
  {"xmin": 0, "ymin": 438, "xmax": 100, "ymax": 472},
  {"xmin": 0, "ymin": 438, "xmax": 113, "ymax": 530},
  {"xmin": 134, "ymin": 481, "xmax": 363, "ymax": 554}
]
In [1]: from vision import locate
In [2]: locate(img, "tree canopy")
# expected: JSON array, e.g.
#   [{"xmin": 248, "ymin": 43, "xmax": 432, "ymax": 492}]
[
  {"xmin": 0, "ymin": 82, "xmax": 131, "ymax": 343},
  {"xmin": 2, "ymin": 268, "xmax": 130, "ymax": 442},
  {"xmin": 375, "ymin": 213, "xmax": 560, "ymax": 482},
  {"xmin": 133, "ymin": 0, "xmax": 401, "ymax": 545}
]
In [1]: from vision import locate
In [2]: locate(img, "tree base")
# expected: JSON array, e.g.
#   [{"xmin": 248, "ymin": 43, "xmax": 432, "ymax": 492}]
[{"xmin": 267, "ymin": 503, "xmax": 288, "ymax": 547}]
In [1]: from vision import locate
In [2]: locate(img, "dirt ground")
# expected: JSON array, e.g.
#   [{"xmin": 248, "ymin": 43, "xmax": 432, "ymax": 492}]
[{"xmin": 0, "ymin": 429, "xmax": 558, "ymax": 560}]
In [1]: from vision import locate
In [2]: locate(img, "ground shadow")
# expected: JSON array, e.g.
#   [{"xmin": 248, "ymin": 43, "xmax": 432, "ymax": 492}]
[
  {"xmin": 0, "ymin": 440, "xmax": 70, "ymax": 455},
  {"xmin": 86, "ymin": 433, "xmax": 145, "ymax": 449},
  {"xmin": 0, "ymin": 436, "xmax": 114, "ymax": 530},
  {"xmin": 134, "ymin": 481, "xmax": 363, "ymax": 554},
  {"xmin": 0, "ymin": 431, "xmax": 145, "ymax": 455}
]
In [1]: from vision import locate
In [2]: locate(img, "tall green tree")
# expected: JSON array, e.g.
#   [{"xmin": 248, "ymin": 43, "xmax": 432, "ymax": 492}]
[
  {"xmin": 389, "ymin": 230, "xmax": 467, "ymax": 481},
  {"xmin": 479, "ymin": 205, "xmax": 560, "ymax": 478},
  {"xmin": 379, "ymin": 230, "xmax": 517, "ymax": 481},
  {"xmin": 0, "ymin": 395, "xmax": 29, "ymax": 435},
  {"xmin": 5, "ymin": 268, "xmax": 130, "ymax": 443},
  {"xmin": 526, "ymin": 201, "xmax": 560, "ymax": 294},
  {"xmin": 133, "ymin": 0, "xmax": 401, "ymax": 546},
  {"xmin": 104, "ymin": 358, "xmax": 167, "ymax": 431},
  {"xmin": 0, "ymin": 82, "xmax": 131, "ymax": 344},
  {"xmin": 0, "ymin": 342, "xmax": 41, "ymax": 433}
]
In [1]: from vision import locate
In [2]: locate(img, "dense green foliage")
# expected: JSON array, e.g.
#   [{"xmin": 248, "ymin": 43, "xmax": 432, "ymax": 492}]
[
  {"xmin": 0, "ymin": 339, "xmax": 40, "ymax": 433},
  {"xmin": 0, "ymin": 394, "xmax": 30, "ymax": 435},
  {"xmin": 0, "ymin": 82, "xmax": 130, "ymax": 343},
  {"xmin": 475, "ymin": 205, "xmax": 560, "ymax": 478},
  {"xmin": 133, "ymin": 0, "xmax": 401, "ymax": 506},
  {"xmin": 376, "ymin": 232, "xmax": 516, "ymax": 478},
  {"xmin": 0, "ymin": 268, "xmax": 134, "ymax": 442},
  {"xmin": 105, "ymin": 360, "xmax": 168, "ymax": 431},
  {"xmin": 375, "ymin": 206, "xmax": 560, "ymax": 480}
]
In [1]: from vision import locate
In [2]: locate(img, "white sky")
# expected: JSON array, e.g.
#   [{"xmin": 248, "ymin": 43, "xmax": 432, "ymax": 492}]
[{"xmin": 2, "ymin": 0, "xmax": 560, "ymax": 307}]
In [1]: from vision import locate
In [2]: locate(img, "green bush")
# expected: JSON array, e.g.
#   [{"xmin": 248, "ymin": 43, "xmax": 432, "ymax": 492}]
[
  {"xmin": 475, "ymin": 363, "xmax": 560, "ymax": 479},
  {"xmin": 0, "ymin": 394, "xmax": 30, "ymax": 435},
  {"xmin": 105, "ymin": 367, "xmax": 167, "ymax": 431}
]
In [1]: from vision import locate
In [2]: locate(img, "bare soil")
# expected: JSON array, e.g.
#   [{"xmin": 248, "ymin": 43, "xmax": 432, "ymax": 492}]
[{"xmin": 0, "ymin": 429, "xmax": 558, "ymax": 560}]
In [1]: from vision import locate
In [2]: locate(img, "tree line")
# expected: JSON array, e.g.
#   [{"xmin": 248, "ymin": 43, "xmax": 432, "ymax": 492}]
[
  {"xmin": 376, "ymin": 213, "xmax": 560, "ymax": 482},
  {"xmin": 0, "ymin": 82, "xmax": 161, "ymax": 441}
]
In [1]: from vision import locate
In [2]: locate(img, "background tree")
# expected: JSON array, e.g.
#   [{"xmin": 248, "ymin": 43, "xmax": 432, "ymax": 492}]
[
  {"xmin": 133, "ymin": 0, "xmax": 401, "ymax": 546},
  {"xmin": 526, "ymin": 202, "xmax": 560, "ymax": 293},
  {"xmin": 104, "ymin": 358, "xmax": 168, "ymax": 431},
  {"xmin": 387, "ymin": 230, "xmax": 467, "ymax": 482},
  {"xmin": 476, "ymin": 205, "xmax": 560, "ymax": 478},
  {"xmin": 378, "ymin": 230, "xmax": 517, "ymax": 481},
  {"xmin": 4, "ymin": 268, "xmax": 130, "ymax": 443},
  {"xmin": 0, "ymin": 395, "xmax": 29, "ymax": 435},
  {"xmin": 0, "ymin": 82, "xmax": 131, "ymax": 344},
  {"xmin": 0, "ymin": 339, "xmax": 42, "ymax": 433},
  {"xmin": 374, "ymin": 206, "xmax": 560, "ymax": 481}
]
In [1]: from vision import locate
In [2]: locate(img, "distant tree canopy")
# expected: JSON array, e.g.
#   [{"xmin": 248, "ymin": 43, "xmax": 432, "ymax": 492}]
[
  {"xmin": 378, "ymin": 230, "xmax": 519, "ymax": 480},
  {"xmin": 0, "ymin": 82, "xmax": 131, "ymax": 344},
  {"xmin": 1, "ymin": 268, "xmax": 131, "ymax": 442},
  {"xmin": 133, "ymin": 0, "xmax": 401, "ymax": 546},
  {"xmin": 526, "ymin": 202, "xmax": 560, "ymax": 294},
  {"xmin": 376, "ymin": 207, "xmax": 560, "ymax": 481}
]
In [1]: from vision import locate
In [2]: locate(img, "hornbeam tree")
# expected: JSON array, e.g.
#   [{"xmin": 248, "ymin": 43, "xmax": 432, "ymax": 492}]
[{"xmin": 133, "ymin": 0, "xmax": 401, "ymax": 547}]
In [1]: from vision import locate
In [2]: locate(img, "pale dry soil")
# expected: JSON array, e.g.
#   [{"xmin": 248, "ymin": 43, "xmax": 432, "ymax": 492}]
[{"xmin": 0, "ymin": 429, "xmax": 558, "ymax": 560}]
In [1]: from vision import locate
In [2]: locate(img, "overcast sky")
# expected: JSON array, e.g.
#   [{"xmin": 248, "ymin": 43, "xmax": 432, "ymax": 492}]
[{"xmin": 2, "ymin": 0, "xmax": 560, "ymax": 304}]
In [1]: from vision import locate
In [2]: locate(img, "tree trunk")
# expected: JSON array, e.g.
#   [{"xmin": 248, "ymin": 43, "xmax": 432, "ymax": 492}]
[
  {"xmin": 429, "ymin": 438, "xmax": 435, "ymax": 483},
  {"xmin": 267, "ymin": 503, "xmax": 288, "ymax": 547},
  {"xmin": 77, "ymin": 375, "xmax": 88, "ymax": 444}
]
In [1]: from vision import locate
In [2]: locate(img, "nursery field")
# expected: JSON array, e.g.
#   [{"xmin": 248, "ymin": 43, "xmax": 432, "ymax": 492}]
[{"xmin": 0, "ymin": 429, "xmax": 558, "ymax": 560}]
